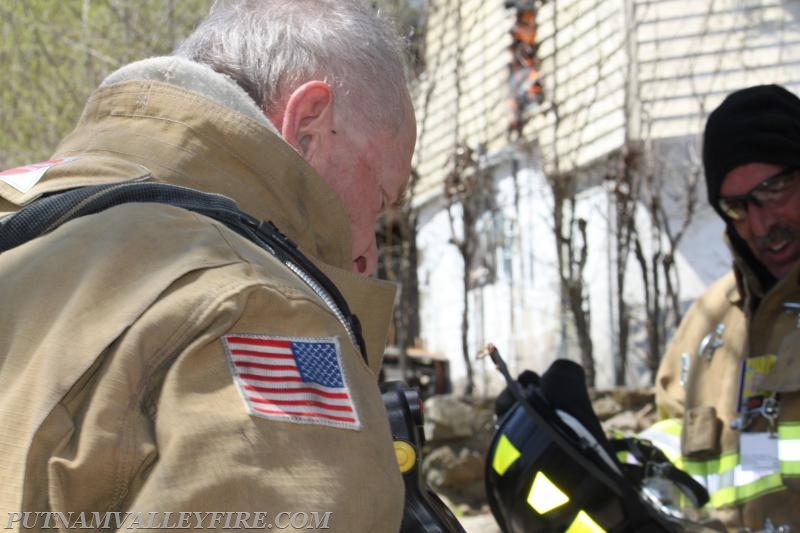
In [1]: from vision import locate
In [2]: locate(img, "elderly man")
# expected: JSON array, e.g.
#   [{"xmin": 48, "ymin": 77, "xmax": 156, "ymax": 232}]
[
  {"xmin": 655, "ymin": 84, "xmax": 800, "ymax": 531},
  {"xmin": 0, "ymin": 0, "xmax": 415, "ymax": 530}
]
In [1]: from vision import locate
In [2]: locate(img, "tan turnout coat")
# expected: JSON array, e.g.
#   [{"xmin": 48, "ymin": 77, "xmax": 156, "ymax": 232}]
[
  {"xmin": 657, "ymin": 254, "xmax": 800, "ymax": 529},
  {"xmin": 0, "ymin": 58, "xmax": 403, "ymax": 531}
]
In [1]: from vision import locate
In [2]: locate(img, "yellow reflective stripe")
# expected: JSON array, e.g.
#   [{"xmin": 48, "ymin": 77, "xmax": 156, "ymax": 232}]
[
  {"xmin": 527, "ymin": 471, "xmax": 570, "ymax": 514},
  {"xmin": 492, "ymin": 434, "xmax": 521, "ymax": 475},
  {"xmin": 651, "ymin": 418, "xmax": 682, "ymax": 436},
  {"xmin": 639, "ymin": 420, "xmax": 800, "ymax": 505},
  {"xmin": 778, "ymin": 423, "xmax": 800, "ymax": 474},
  {"xmin": 681, "ymin": 452, "xmax": 739, "ymax": 476},
  {"xmin": 612, "ymin": 429, "xmax": 629, "ymax": 464},
  {"xmin": 709, "ymin": 473, "xmax": 784, "ymax": 507},
  {"xmin": 564, "ymin": 511, "xmax": 606, "ymax": 533},
  {"xmin": 679, "ymin": 451, "xmax": 784, "ymax": 507},
  {"xmin": 780, "ymin": 460, "xmax": 800, "ymax": 475},
  {"xmin": 637, "ymin": 418, "xmax": 682, "ymax": 464},
  {"xmin": 779, "ymin": 422, "xmax": 800, "ymax": 440}
]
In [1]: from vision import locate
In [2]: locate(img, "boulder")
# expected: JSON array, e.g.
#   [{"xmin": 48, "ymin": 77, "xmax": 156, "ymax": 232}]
[
  {"xmin": 592, "ymin": 395, "xmax": 623, "ymax": 421},
  {"xmin": 423, "ymin": 445, "xmax": 485, "ymax": 489},
  {"xmin": 424, "ymin": 395, "xmax": 478, "ymax": 442},
  {"xmin": 423, "ymin": 444, "xmax": 488, "ymax": 510}
]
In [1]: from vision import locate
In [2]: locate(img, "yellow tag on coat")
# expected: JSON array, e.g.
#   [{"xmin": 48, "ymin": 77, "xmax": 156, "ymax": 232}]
[{"xmin": 737, "ymin": 354, "xmax": 777, "ymax": 412}]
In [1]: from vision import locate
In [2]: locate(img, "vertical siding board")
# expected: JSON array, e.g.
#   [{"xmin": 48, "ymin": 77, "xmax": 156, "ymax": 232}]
[
  {"xmin": 522, "ymin": 0, "xmax": 627, "ymax": 173},
  {"xmin": 412, "ymin": 0, "xmax": 515, "ymax": 204},
  {"xmin": 636, "ymin": 0, "xmax": 800, "ymax": 142}
]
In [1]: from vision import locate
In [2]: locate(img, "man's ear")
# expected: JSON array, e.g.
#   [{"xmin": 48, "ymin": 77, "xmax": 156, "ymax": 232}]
[{"xmin": 279, "ymin": 81, "xmax": 334, "ymax": 157}]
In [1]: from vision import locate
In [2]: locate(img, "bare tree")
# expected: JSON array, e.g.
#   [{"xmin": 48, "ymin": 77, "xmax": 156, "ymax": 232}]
[
  {"xmin": 508, "ymin": 0, "xmax": 598, "ymax": 386},
  {"xmin": 552, "ymin": 172, "xmax": 595, "ymax": 385},
  {"xmin": 0, "ymin": 0, "xmax": 212, "ymax": 168},
  {"xmin": 630, "ymin": 145, "xmax": 700, "ymax": 376},
  {"xmin": 609, "ymin": 145, "xmax": 643, "ymax": 385},
  {"xmin": 442, "ymin": 142, "xmax": 499, "ymax": 396}
]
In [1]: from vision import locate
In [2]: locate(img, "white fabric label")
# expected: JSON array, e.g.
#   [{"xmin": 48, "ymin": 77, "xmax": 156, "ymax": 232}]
[
  {"xmin": 0, "ymin": 157, "xmax": 78, "ymax": 193},
  {"xmin": 740, "ymin": 432, "xmax": 779, "ymax": 471}
]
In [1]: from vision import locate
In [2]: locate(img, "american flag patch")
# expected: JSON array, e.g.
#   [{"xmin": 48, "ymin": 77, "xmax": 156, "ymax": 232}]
[{"xmin": 221, "ymin": 334, "xmax": 361, "ymax": 431}]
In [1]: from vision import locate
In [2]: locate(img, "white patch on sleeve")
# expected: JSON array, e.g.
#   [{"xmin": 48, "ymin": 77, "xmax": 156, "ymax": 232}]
[{"xmin": 0, "ymin": 157, "xmax": 79, "ymax": 193}]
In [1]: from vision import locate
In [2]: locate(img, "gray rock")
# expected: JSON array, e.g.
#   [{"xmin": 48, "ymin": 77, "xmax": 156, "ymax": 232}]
[
  {"xmin": 424, "ymin": 395, "xmax": 477, "ymax": 442},
  {"xmin": 602, "ymin": 410, "xmax": 639, "ymax": 433},
  {"xmin": 423, "ymin": 445, "xmax": 485, "ymax": 489},
  {"xmin": 592, "ymin": 395, "xmax": 623, "ymax": 421}
]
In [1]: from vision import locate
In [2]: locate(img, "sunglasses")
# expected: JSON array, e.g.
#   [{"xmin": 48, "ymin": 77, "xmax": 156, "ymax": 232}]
[{"xmin": 718, "ymin": 167, "xmax": 800, "ymax": 221}]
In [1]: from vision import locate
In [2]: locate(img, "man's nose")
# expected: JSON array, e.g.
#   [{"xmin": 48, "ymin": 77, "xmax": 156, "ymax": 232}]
[{"xmin": 747, "ymin": 201, "xmax": 777, "ymax": 238}]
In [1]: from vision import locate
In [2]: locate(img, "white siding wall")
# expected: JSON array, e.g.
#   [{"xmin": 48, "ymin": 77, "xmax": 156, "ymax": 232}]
[
  {"xmin": 636, "ymin": 0, "xmax": 800, "ymax": 140},
  {"xmin": 415, "ymin": 0, "xmax": 800, "ymax": 191},
  {"xmin": 413, "ymin": 0, "xmax": 513, "ymax": 204},
  {"xmin": 411, "ymin": 0, "xmax": 800, "ymax": 387},
  {"xmin": 526, "ymin": 0, "xmax": 629, "ymax": 173}
]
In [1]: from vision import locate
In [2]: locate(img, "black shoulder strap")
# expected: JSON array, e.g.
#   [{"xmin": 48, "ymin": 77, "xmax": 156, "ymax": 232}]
[{"xmin": 0, "ymin": 182, "xmax": 368, "ymax": 361}]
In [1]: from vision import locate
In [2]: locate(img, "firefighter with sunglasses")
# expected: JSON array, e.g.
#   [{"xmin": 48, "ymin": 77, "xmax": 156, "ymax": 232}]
[{"xmin": 653, "ymin": 84, "xmax": 800, "ymax": 532}]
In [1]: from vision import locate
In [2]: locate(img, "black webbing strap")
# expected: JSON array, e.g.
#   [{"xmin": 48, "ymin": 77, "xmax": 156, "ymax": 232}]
[
  {"xmin": 610, "ymin": 436, "xmax": 710, "ymax": 509},
  {"xmin": 0, "ymin": 182, "xmax": 367, "ymax": 360}
]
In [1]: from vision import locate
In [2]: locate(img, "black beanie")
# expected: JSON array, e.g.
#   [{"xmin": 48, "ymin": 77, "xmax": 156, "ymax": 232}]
[{"xmin": 703, "ymin": 84, "xmax": 800, "ymax": 213}]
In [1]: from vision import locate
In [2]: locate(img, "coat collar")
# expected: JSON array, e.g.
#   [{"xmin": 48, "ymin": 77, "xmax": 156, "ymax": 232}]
[{"xmin": 52, "ymin": 56, "xmax": 353, "ymax": 271}]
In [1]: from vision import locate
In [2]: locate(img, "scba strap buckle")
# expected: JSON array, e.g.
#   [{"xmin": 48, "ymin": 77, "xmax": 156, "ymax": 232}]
[{"xmin": 380, "ymin": 382, "xmax": 466, "ymax": 533}]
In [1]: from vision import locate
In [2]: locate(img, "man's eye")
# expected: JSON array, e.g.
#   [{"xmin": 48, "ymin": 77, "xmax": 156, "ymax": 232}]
[
  {"xmin": 764, "ymin": 176, "xmax": 792, "ymax": 192},
  {"xmin": 720, "ymin": 198, "xmax": 747, "ymax": 219},
  {"xmin": 731, "ymin": 199, "xmax": 748, "ymax": 212}
]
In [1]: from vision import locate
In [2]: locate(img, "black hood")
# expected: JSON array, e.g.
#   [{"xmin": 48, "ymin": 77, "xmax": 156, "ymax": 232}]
[{"xmin": 703, "ymin": 84, "xmax": 800, "ymax": 294}]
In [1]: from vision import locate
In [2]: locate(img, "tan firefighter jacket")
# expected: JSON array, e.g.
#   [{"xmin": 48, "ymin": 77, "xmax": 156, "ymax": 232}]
[
  {"xmin": 654, "ymin": 239, "xmax": 800, "ymax": 530},
  {"xmin": 0, "ymin": 57, "xmax": 403, "ymax": 532}
]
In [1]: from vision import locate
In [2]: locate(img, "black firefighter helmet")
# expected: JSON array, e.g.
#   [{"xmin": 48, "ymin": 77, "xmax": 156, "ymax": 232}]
[{"xmin": 482, "ymin": 346, "xmax": 712, "ymax": 533}]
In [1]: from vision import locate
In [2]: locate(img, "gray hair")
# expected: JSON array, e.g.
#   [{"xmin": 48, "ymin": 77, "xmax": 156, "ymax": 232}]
[{"xmin": 174, "ymin": 0, "xmax": 411, "ymax": 129}]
